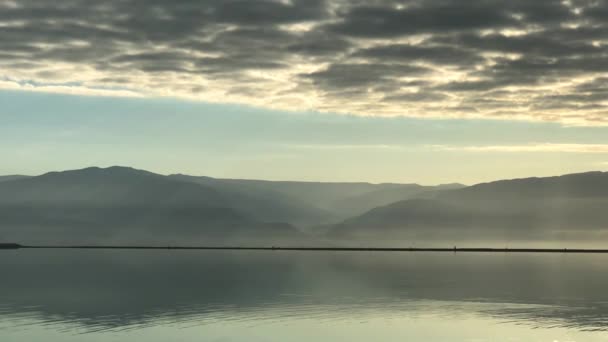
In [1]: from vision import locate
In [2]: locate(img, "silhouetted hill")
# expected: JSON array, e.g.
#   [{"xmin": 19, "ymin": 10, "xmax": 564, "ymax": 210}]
[
  {"xmin": 0, "ymin": 166, "xmax": 224, "ymax": 207},
  {"xmin": 14, "ymin": 166, "xmax": 608, "ymax": 246},
  {"xmin": 0, "ymin": 166, "xmax": 456, "ymax": 245},
  {"xmin": 0, "ymin": 175, "xmax": 29, "ymax": 183},
  {"xmin": 440, "ymin": 171, "xmax": 608, "ymax": 201},
  {"xmin": 169, "ymin": 174, "xmax": 335, "ymax": 226},
  {"xmin": 331, "ymin": 183, "xmax": 465, "ymax": 218},
  {"xmin": 329, "ymin": 171, "xmax": 608, "ymax": 244},
  {"xmin": 172, "ymin": 176, "xmax": 462, "ymax": 223},
  {"xmin": 0, "ymin": 167, "xmax": 300, "ymax": 244}
]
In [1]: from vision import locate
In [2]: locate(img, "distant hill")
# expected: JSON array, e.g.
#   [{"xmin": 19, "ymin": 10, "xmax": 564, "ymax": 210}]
[
  {"xmin": 0, "ymin": 167, "xmax": 224, "ymax": 207},
  {"xmin": 172, "ymin": 176, "xmax": 463, "ymax": 223},
  {"xmin": 330, "ymin": 183, "xmax": 464, "ymax": 218},
  {"xmin": 14, "ymin": 166, "xmax": 608, "ymax": 246},
  {"xmin": 0, "ymin": 166, "xmax": 456, "ymax": 245},
  {"xmin": 440, "ymin": 171, "xmax": 608, "ymax": 201},
  {"xmin": 0, "ymin": 175, "xmax": 29, "ymax": 183},
  {"xmin": 329, "ymin": 171, "xmax": 608, "ymax": 244},
  {"xmin": 0, "ymin": 167, "xmax": 300, "ymax": 244},
  {"xmin": 169, "ymin": 174, "xmax": 336, "ymax": 226}
]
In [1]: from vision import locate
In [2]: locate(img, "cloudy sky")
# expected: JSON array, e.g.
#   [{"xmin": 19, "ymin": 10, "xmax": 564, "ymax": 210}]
[{"xmin": 2, "ymin": 0, "xmax": 608, "ymax": 184}]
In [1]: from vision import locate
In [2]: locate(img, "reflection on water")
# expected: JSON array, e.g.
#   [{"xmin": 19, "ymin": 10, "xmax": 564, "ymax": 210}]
[{"xmin": 1, "ymin": 250, "xmax": 608, "ymax": 341}]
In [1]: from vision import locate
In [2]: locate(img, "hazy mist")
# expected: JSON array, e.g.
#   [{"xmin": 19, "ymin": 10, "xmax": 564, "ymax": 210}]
[{"xmin": 1, "ymin": 166, "xmax": 608, "ymax": 247}]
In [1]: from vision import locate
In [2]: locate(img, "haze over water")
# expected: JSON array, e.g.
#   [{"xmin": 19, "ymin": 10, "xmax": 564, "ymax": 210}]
[{"xmin": 1, "ymin": 249, "xmax": 607, "ymax": 341}]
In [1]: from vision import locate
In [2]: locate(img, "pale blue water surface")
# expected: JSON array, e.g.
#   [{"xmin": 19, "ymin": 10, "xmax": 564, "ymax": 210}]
[{"xmin": 1, "ymin": 250, "xmax": 607, "ymax": 341}]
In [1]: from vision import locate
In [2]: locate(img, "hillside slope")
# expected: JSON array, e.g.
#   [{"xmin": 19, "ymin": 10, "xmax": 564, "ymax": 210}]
[
  {"xmin": 0, "ymin": 167, "xmax": 299, "ymax": 244},
  {"xmin": 329, "ymin": 172, "xmax": 608, "ymax": 244}
]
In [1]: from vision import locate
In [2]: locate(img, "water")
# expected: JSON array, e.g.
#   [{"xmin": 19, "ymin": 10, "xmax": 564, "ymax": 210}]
[{"xmin": 1, "ymin": 249, "xmax": 607, "ymax": 341}]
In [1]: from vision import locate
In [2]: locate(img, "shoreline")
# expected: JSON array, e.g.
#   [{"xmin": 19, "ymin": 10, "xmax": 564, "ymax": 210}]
[{"xmin": 3, "ymin": 244, "xmax": 608, "ymax": 253}]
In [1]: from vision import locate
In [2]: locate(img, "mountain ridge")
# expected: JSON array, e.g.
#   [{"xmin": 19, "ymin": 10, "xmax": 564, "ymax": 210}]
[
  {"xmin": 0, "ymin": 166, "xmax": 300, "ymax": 245},
  {"xmin": 329, "ymin": 170, "xmax": 608, "ymax": 244},
  {"xmin": 3, "ymin": 166, "xmax": 608, "ymax": 246}
]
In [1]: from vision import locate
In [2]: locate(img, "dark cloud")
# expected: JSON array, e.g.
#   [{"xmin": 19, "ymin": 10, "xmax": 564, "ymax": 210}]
[
  {"xmin": 582, "ymin": 0, "xmax": 608, "ymax": 21},
  {"xmin": 286, "ymin": 31, "xmax": 353, "ymax": 56},
  {"xmin": 432, "ymin": 32, "xmax": 603, "ymax": 57},
  {"xmin": 576, "ymin": 77, "xmax": 608, "ymax": 93},
  {"xmin": 327, "ymin": 2, "xmax": 519, "ymax": 38},
  {"xmin": 197, "ymin": 56, "xmax": 287, "ymax": 73},
  {"xmin": 303, "ymin": 63, "xmax": 430, "ymax": 90},
  {"xmin": 353, "ymin": 44, "xmax": 484, "ymax": 66},
  {"xmin": 0, "ymin": 0, "xmax": 607, "ymax": 123},
  {"xmin": 383, "ymin": 92, "xmax": 448, "ymax": 102},
  {"xmin": 435, "ymin": 80, "xmax": 518, "ymax": 92},
  {"xmin": 212, "ymin": 0, "xmax": 329, "ymax": 25}
]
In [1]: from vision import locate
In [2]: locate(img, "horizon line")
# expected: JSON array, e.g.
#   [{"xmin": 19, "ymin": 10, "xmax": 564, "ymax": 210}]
[
  {"xmin": 3, "ymin": 244, "xmax": 608, "ymax": 254},
  {"xmin": 5, "ymin": 165, "xmax": 608, "ymax": 187}
]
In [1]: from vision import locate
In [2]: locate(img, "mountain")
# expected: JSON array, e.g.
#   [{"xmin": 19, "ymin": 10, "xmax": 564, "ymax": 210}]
[
  {"xmin": 440, "ymin": 171, "xmax": 608, "ymax": 201},
  {"xmin": 0, "ymin": 167, "xmax": 300, "ymax": 245},
  {"xmin": 0, "ymin": 166, "xmax": 454, "ymax": 244},
  {"xmin": 168, "ymin": 175, "xmax": 335, "ymax": 226},
  {"xmin": 171, "ymin": 176, "xmax": 464, "ymax": 224},
  {"xmin": 330, "ymin": 183, "xmax": 465, "ymax": 218},
  {"xmin": 0, "ymin": 167, "xmax": 223, "ymax": 206},
  {"xmin": 4, "ymin": 167, "xmax": 608, "ymax": 246},
  {"xmin": 329, "ymin": 171, "xmax": 608, "ymax": 244},
  {"xmin": 0, "ymin": 175, "xmax": 29, "ymax": 183}
]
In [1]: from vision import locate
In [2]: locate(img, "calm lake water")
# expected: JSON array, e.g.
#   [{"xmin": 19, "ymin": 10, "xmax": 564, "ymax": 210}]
[{"xmin": 1, "ymin": 249, "xmax": 607, "ymax": 341}]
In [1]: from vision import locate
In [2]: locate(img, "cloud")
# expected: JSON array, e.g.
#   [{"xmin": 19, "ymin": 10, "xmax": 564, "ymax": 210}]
[
  {"xmin": 353, "ymin": 44, "xmax": 484, "ymax": 66},
  {"xmin": 433, "ymin": 143, "xmax": 608, "ymax": 153},
  {"xmin": 1, "ymin": 0, "xmax": 608, "ymax": 124},
  {"xmin": 303, "ymin": 63, "xmax": 430, "ymax": 91},
  {"xmin": 326, "ymin": 2, "xmax": 519, "ymax": 37}
]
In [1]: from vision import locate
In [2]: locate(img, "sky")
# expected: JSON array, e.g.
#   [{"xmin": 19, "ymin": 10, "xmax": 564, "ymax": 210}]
[{"xmin": 2, "ymin": 0, "xmax": 608, "ymax": 184}]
